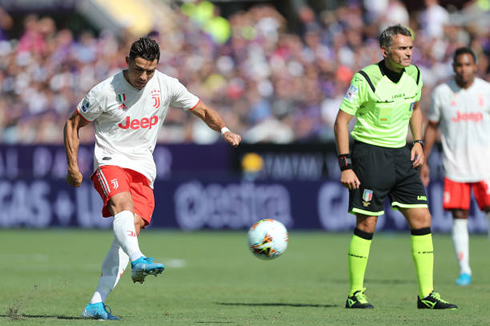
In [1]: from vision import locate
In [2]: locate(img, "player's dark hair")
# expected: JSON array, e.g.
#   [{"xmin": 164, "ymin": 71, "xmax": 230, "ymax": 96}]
[
  {"xmin": 379, "ymin": 24, "xmax": 412, "ymax": 49},
  {"xmin": 129, "ymin": 36, "xmax": 160, "ymax": 63},
  {"xmin": 453, "ymin": 47, "xmax": 477, "ymax": 63}
]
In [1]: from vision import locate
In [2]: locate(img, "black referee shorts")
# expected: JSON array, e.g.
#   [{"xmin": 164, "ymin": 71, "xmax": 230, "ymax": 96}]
[{"xmin": 348, "ymin": 141, "xmax": 428, "ymax": 216}]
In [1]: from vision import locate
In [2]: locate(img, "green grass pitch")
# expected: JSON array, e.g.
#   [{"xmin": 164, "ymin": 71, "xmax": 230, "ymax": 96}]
[{"xmin": 1, "ymin": 229, "xmax": 489, "ymax": 325}]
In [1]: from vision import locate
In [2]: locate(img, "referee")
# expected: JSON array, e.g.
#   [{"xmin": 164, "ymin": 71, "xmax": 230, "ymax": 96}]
[{"xmin": 334, "ymin": 24, "xmax": 457, "ymax": 310}]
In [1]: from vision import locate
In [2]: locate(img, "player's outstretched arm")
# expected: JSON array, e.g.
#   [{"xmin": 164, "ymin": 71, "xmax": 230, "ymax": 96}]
[
  {"xmin": 190, "ymin": 101, "xmax": 241, "ymax": 147},
  {"xmin": 64, "ymin": 110, "xmax": 90, "ymax": 187}
]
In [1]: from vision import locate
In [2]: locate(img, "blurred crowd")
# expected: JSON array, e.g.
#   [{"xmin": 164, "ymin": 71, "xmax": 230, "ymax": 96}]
[{"xmin": 0, "ymin": 0, "xmax": 489, "ymax": 144}]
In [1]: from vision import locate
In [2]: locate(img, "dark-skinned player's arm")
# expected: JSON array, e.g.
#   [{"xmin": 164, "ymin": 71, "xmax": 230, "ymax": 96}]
[{"xmin": 419, "ymin": 120, "xmax": 439, "ymax": 187}]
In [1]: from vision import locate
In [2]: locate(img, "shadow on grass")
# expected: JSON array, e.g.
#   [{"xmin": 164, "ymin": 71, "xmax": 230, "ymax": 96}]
[
  {"xmin": 0, "ymin": 314, "xmax": 83, "ymax": 320},
  {"xmin": 216, "ymin": 302, "xmax": 337, "ymax": 308}
]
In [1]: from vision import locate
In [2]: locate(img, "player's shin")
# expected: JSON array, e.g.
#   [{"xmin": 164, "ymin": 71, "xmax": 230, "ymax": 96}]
[
  {"xmin": 90, "ymin": 239, "xmax": 130, "ymax": 303},
  {"xmin": 113, "ymin": 210, "xmax": 144, "ymax": 261},
  {"xmin": 348, "ymin": 228, "xmax": 373, "ymax": 295},
  {"xmin": 452, "ymin": 219, "xmax": 471, "ymax": 275},
  {"xmin": 411, "ymin": 228, "xmax": 434, "ymax": 299}
]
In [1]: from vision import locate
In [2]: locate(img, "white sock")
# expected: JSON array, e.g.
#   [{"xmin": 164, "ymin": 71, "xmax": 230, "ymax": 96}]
[
  {"xmin": 452, "ymin": 218, "xmax": 471, "ymax": 275},
  {"xmin": 90, "ymin": 239, "xmax": 130, "ymax": 304},
  {"xmin": 113, "ymin": 210, "xmax": 144, "ymax": 262}
]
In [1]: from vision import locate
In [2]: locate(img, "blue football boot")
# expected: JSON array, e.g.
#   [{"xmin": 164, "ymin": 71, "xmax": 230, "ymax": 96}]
[
  {"xmin": 81, "ymin": 302, "xmax": 119, "ymax": 320},
  {"xmin": 455, "ymin": 273, "xmax": 471, "ymax": 286},
  {"xmin": 131, "ymin": 256, "xmax": 165, "ymax": 284}
]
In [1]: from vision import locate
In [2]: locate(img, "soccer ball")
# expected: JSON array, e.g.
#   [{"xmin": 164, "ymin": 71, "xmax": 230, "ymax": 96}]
[{"xmin": 247, "ymin": 219, "xmax": 288, "ymax": 260}]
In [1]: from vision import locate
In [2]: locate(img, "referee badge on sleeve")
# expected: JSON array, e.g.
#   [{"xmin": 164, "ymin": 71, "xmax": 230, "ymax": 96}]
[
  {"xmin": 362, "ymin": 189, "xmax": 373, "ymax": 207},
  {"xmin": 345, "ymin": 84, "xmax": 358, "ymax": 102}
]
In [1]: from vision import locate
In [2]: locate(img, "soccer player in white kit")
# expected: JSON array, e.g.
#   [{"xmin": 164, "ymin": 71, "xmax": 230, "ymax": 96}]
[
  {"xmin": 64, "ymin": 37, "xmax": 241, "ymax": 320},
  {"xmin": 420, "ymin": 47, "xmax": 490, "ymax": 286}
]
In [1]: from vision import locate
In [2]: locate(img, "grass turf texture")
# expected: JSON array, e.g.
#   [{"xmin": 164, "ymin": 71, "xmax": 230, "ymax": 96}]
[{"xmin": 0, "ymin": 230, "xmax": 489, "ymax": 325}]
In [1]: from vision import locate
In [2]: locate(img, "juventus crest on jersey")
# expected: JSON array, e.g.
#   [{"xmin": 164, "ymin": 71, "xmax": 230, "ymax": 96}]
[{"xmin": 77, "ymin": 70, "xmax": 200, "ymax": 186}]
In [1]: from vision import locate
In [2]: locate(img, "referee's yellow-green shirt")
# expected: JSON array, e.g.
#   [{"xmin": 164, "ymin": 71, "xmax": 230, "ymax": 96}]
[{"xmin": 340, "ymin": 61, "xmax": 423, "ymax": 148}]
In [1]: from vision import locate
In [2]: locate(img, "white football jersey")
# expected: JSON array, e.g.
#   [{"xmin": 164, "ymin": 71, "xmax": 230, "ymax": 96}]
[
  {"xmin": 77, "ymin": 70, "xmax": 199, "ymax": 186},
  {"xmin": 429, "ymin": 77, "xmax": 490, "ymax": 182}
]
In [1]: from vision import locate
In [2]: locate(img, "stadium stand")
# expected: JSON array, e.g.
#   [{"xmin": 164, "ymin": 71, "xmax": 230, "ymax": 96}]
[{"xmin": 0, "ymin": 0, "xmax": 489, "ymax": 144}]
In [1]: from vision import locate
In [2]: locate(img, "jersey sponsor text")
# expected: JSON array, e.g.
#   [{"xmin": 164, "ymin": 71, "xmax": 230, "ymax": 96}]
[
  {"xmin": 451, "ymin": 110, "xmax": 483, "ymax": 123},
  {"xmin": 118, "ymin": 116, "xmax": 159, "ymax": 130}
]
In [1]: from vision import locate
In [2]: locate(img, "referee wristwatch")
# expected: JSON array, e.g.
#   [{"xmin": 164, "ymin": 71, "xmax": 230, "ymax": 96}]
[
  {"xmin": 413, "ymin": 140, "xmax": 425, "ymax": 148},
  {"xmin": 338, "ymin": 154, "xmax": 352, "ymax": 171}
]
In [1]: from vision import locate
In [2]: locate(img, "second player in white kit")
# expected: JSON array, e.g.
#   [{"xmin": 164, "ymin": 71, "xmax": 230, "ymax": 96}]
[{"xmin": 421, "ymin": 47, "xmax": 490, "ymax": 286}]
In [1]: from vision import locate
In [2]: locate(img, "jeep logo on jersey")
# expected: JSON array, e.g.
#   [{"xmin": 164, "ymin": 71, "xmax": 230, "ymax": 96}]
[
  {"xmin": 451, "ymin": 110, "xmax": 483, "ymax": 123},
  {"xmin": 118, "ymin": 116, "xmax": 159, "ymax": 130},
  {"xmin": 152, "ymin": 89, "xmax": 161, "ymax": 108}
]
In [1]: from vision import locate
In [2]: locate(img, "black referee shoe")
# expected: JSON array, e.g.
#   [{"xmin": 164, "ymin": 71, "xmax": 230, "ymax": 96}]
[
  {"xmin": 346, "ymin": 290, "xmax": 374, "ymax": 309},
  {"xmin": 417, "ymin": 291, "xmax": 458, "ymax": 310}
]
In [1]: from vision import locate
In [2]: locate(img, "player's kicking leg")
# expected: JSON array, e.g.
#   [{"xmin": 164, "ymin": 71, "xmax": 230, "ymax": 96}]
[
  {"xmin": 93, "ymin": 167, "xmax": 165, "ymax": 284},
  {"xmin": 131, "ymin": 256, "xmax": 165, "ymax": 283},
  {"xmin": 113, "ymin": 210, "xmax": 164, "ymax": 284}
]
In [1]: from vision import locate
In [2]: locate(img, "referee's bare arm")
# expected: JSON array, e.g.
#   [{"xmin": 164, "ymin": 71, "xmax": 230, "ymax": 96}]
[
  {"xmin": 334, "ymin": 110, "xmax": 360, "ymax": 189},
  {"xmin": 409, "ymin": 101, "xmax": 425, "ymax": 168}
]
